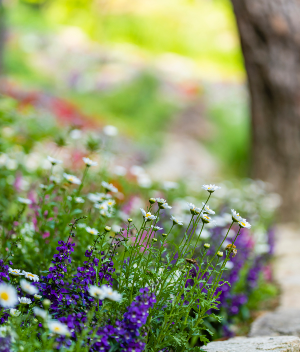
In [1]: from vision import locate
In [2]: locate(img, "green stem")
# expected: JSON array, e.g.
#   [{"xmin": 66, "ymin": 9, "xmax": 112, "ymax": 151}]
[
  {"xmin": 77, "ymin": 166, "xmax": 89, "ymax": 196},
  {"xmin": 199, "ymin": 221, "xmax": 234, "ymax": 279}
]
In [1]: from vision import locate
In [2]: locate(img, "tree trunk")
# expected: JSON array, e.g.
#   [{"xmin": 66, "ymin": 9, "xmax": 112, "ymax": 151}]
[{"xmin": 230, "ymin": 0, "xmax": 300, "ymax": 221}]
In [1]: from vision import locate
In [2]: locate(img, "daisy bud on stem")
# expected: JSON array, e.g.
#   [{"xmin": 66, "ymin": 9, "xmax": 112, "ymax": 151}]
[{"xmin": 43, "ymin": 299, "xmax": 51, "ymax": 310}]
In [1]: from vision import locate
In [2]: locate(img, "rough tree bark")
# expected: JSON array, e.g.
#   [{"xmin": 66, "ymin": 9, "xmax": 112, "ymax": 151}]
[{"xmin": 230, "ymin": 0, "xmax": 300, "ymax": 221}]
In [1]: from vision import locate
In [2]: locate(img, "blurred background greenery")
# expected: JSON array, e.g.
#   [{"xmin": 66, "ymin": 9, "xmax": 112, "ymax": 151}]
[{"xmin": 1, "ymin": 0, "xmax": 249, "ymax": 177}]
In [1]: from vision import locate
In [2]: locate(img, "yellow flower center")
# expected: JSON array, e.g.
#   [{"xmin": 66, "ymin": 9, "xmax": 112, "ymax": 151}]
[
  {"xmin": 0, "ymin": 292, "xmax": 9, "ymax": 301},
  {"xmin": 146, "ymin": 213, "xmax": 151, "ymax": 217},
  {"xmin": 241, "ymin": 222, "xmax": 246, "ymax": 226},
  {"xmin": 28, "ymin": 274, "xmax": 35, "ymax": 278},
  {"xmin": 54, "ymin": 327, "xmax": 60, "ymax": 332}
]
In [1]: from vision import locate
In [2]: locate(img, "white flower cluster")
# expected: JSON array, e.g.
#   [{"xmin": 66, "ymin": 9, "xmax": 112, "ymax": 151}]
[
  {"xmin": 88, "ymin": 285, "xmax": 122, "ymax": 302},
  {"xmin": 8, "ymin": 268, "xmax": 39, "ymax": 282}
]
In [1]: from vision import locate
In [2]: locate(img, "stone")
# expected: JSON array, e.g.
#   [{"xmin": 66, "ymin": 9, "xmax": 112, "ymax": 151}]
[
  {"xmin": 273, "ymin": 224, "xmax": 300, "ymax": 309},
  {"xmin": 250, "ymin": 309, "xmax": 300, "ymax": 337},
  {"xmin": 202, "ymin": 336, "xmax": 300, "ymax": 352}
]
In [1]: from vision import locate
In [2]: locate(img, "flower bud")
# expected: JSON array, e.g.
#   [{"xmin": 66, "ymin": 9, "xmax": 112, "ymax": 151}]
[
  {"xmin": 203, "ymin": 243, "xmax": 210, "ymax": 249},
  {"xmin": 152, "ymin": 238, "xmax": 158, "ymax": 242},
  {"xmin": 104, "ymin": 226, "xmax": 111, "ymax": 232},
  {"xmin": 149, "ymin": 198, "xmax": 156, "ymax": 204},
  {"xmin": 43, "ymin": 299, "xmax": 51, "ymax": 309},
  {"xmin": 127, "ymin": 218, "xmax": 133, "ymax": 223},
  {"xmin": 217, "ymin": 251, "xmax": 223, "ymax": 257},
  {"xmin": 34, "ymin": 294, "xmax": 42, "ymax": 300},
  {"xmin": 162, "ymin": 233, "xmax": 168, "ymax": 237}
]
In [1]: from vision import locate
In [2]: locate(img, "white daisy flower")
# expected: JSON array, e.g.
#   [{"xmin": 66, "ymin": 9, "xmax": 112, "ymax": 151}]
[
  {"xmin": 8, "ymin": 268, "xmax": 24, "ymax": 277},
  {"xmin": 75, "ymin": 197, "xmax": 85, "ymax": 203},
  {"xmin": 202, "ymin": 184, "xmax": 221, "ymax": 193},
  {"xmin": 105, "ymin": 199, "xmax": 116, "ymax": 207},
  {"xmin": 18, "ymin": 297, "xmax": 32, "ymax": 305},
  {"xmin": 100, "ymin": 285, "xmax": 122, "ymax": 302},
  {"xmin": 94, "ymin": 202, "xmax": 108, "ymax": 210},
  {"xmin": 47, "ymin": 156, "xmax": 63, "ymax": 165},
  {"xmin": 100, "ymin": 209, "xmax": 111, "ymax": 217},
  {"xmin": 155, "ymin": 198, "xmax": 166, "ymax": 205},
  {"xmin": 231, "ymin": 209, "xmax": 244, "ymax": 222},
  {"xmin": 151, "ymin": 225, "xmax": 163, "ymax": 231},
  {"xmin": 48, "ymin": 320, "xmax": 70, "ymax": 336},
  {"xmin": 200, "ymin": 213, "xmax": 212, "ymax": 224},
  {"xmin": 238, "ymin": 220, "xmax": 251, "ymax": 229},
  {"xmin": 17, "ymin": 197, "xmax": 32, "ymax": 205},
  {"xmin": 103, "ymin": 125, "xmax": 118, "ymax": 137},
  {"xmin": 187, "ymin": 203, "xmax": 201, "ymax": 215},
  {"xmin": 140, "ymin": 208, "xmax": 157, "ymax": 221},
  {"xmin": 20, "ymin": 279, "xmax": 38, "ymax": 295},
  {"xmin": 102, "ymin": 181, "xmax": 118, "ymax": 193},
  {"xmin": 171, "ymin": 216, "xmax": 183, "ymax": 226},
  {"xmin": 33, "ymin": 307, "xmax": 47, "ymax": 319},
  {"xmin": 0, "ymin": 326, "xmax": 8, "ymax": 337},
  {"xmin": 39, "ymin": 184, "xmax": 47, "ymax": 190},
  {"xmin": 160, "ymin": 202, "xmax": 172, "ymax": 209},
  {"xmin": 0, "ymin": 283, "xmax": 18, "ymax": 308},
  {"xmin": 202, "ymin": 203, "xmax": 215, "ymax": 215},
  {"xmin": 22, "ymin": 271, "xmax": 39, "ymax": 282},
  {"xmin": 83, "ymin": 157, "xmax": 97, "ymax": 167},
  {"xmin": 10, "ymin": 308, "xmax": 21, "ymax": 317},
  {"xmin": 86, "ymin": 227, "xmax": 99, "ymax": 236},
  {"xmin": 88, "ymin": 285, "xmax": 106, "ymax": 299},
  {"xmin": 70, "ymin": 129, "xmax": 82, "ymax": 139},
  {"xmin": 63, "ymin": 173, "xmax": 81, "ymax": 185}
]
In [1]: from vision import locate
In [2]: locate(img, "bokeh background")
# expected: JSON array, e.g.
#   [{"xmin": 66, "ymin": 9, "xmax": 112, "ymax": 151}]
[{"xmin": 0, "ymin": 0, "xmax": 250, "ymax": 182}]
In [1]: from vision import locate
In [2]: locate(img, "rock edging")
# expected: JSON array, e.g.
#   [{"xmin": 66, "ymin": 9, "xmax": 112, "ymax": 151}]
[{"xmin": 202, "ymin": 336, "xmax": 300, "ymax": 352}]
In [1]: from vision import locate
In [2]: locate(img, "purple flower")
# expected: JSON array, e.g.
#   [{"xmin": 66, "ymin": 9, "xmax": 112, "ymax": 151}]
[
  {"xmin": 91, "ymin": 288, "xmax": 156, "ymax": 352},
  {"xmin": 0, "ymin": 336, "xmax": 11, "ymax": 352}
]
